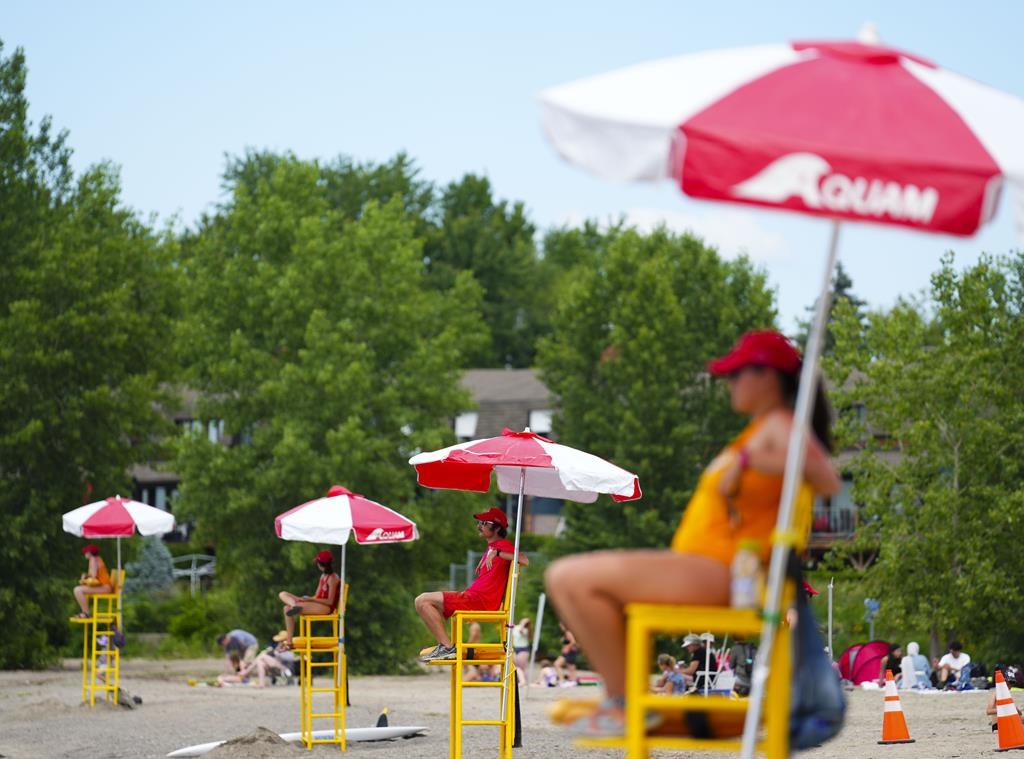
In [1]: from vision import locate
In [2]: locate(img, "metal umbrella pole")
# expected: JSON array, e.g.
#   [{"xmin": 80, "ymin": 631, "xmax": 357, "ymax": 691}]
[
  {"xmin": 525, "ymin": 592, "xmax": 546, "ymax": 699},
  {"xmin": 500, "ymin": 467, "xmax": 527, "ymax": 717},
  {"xmin": 740, "ymin": 220, "xmax": 841, "ymax": 759}
]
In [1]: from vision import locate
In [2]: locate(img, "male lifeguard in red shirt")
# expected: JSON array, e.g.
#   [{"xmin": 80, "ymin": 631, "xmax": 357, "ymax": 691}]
[{"xmin": 416, "ymin": 508, "xmax": 529, "ymax": 661}]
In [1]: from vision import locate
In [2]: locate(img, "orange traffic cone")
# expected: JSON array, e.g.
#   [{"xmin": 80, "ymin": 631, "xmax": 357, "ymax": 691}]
[
  {"xmin": 994, "ymin": 669, "xmax": 1024, "ymax": 752},
  {"xmin": 878, "ymin": 669, "xmax": 915, "ymax": 744}
]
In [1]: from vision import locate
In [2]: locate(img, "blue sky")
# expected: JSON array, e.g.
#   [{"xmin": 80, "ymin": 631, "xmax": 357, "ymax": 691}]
[{"xmin": 6, "ymin": 1, "xmax": 1022, "ymax": 329}]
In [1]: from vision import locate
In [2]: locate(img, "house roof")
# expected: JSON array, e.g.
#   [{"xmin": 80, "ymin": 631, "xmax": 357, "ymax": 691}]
[{"xmin": 461, "ymin": 369, "xmax": 551, "ymax": 404}]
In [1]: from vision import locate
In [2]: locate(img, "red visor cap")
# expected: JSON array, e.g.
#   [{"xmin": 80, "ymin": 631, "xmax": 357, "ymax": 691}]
[
  {"xmin": 708, "ymin": 330, "xmax": 801, "ymax": 376},
  {"xmin": 81, "ymin": 544, "xmax": 100, "ymax": 555},
  {"xmin": 473, "ymin": 507, "xmax": 508, "ymax": 529},
  {"xmin": 314, "ymin": 550, "xmax": 333, "ymax": 564}
]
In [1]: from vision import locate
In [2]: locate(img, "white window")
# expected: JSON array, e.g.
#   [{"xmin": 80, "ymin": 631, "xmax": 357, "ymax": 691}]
[
  {"xmin": 455, "ymin": 412, "xmax": 478, "ymax": 441},
  {"xmin": 207, "ymin": 419, "xmax": 225, "ymax": 444},
  {"xmin": 528, "ymin": 409, "xmax": 553, "ymax": 436}
]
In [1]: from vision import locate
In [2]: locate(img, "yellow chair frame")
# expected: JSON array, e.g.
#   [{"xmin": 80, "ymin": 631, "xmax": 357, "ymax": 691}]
[
  {"xmin": 578, "ymin": 505, "xmax": 812, "ymax": 758},
  {"xmin": 293, "ymin": 583, "xmax": 349, "ymax": 751},
  {"xmin": 69, "ymin": 569, "xmax": 125, "ymax": 706},
  {"xmin": 428, "ymin": 565, "xmax": 520, "ymax": 758}
]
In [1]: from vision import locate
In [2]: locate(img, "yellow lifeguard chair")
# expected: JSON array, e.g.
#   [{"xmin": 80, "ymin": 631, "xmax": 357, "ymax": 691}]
[
  {"xmin": 293, "ymin": 584, "xmax": 349, "ymax": 751},
  {"xmin": 427, "ymin": 566, "xmax": 520, "ymax": 758},
  {"xmin": 69, "ymin": 569, "xmax": 125, "ymax": 706},
  {"xmin": 576, "ymin": 494, "xmax": 813, "ymax": 758}
]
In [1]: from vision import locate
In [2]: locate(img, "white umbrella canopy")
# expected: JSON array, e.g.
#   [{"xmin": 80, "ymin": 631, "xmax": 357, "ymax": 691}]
[{"xmin": 62, "ymin": 495, "xmax": 175, "ymax": 572}]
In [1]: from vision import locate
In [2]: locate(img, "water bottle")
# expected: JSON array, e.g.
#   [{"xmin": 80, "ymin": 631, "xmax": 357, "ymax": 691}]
[{"xmin": 731, "ymin": 540, "xmax": 764, "ymax": 609}]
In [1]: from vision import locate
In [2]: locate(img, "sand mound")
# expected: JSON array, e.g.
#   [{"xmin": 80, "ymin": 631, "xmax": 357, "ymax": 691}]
[{"xmin": 205, "ymin": 727, "xmax": 301, "ymax": 758}]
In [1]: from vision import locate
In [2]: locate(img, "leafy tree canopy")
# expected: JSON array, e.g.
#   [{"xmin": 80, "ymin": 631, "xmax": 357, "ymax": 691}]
[
  {"xmin": 537, "ymin": 226, "xmax": 777, "ymax": 553},
  {"xmin": 0, "ymin": 41, "xmax": 180, "ymax": 667}
]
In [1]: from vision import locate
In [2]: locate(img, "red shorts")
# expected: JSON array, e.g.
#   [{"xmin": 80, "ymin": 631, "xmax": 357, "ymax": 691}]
[{"xmin": 442, "ymin": 591, "xmax": 487, "ymax": 618}]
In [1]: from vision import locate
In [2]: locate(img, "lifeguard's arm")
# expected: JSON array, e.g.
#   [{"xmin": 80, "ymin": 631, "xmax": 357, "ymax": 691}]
[
  {"xmin": 326, "ymin": 575, "xmax": 341, "ymax": 609},
  {"xmin": 493, "ymin": 550, "xmax": 529, "ymax": 567},
  {"xmin": 87, "ymin": 555, "xmax": 99, "ymax": 578},
  {"xmin": 735, "ymin": 411, "xmax": 841, "ymax": 496}
]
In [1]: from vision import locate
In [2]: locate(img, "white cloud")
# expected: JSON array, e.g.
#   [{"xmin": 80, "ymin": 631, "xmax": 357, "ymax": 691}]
[{"xmin": 558, "ymin": 207, "xmax": 790, "ymax": 263}]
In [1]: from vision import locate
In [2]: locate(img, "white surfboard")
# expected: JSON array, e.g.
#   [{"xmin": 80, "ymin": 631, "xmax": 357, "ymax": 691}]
[{"xmin": 166, "ymin": 726, "xmax": 429, "ymax": 757}]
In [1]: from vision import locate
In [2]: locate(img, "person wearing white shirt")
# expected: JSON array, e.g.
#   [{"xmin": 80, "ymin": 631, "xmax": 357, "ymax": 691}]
[{"xmin": 938, "ymin": 640, "xmax": 972, "ymax": 690}]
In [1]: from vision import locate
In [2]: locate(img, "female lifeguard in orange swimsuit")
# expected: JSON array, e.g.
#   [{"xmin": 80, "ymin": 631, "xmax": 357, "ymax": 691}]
[
  {"xmin": 278, "ymin": 549, "xmax": 341, "ymax": 648},
  {"xmin": 544, "ymin": 330, "xmax": 841, "ymax": 737},
  {"xmin": 73, "ymin": 544, "xmax": 112, "ymax": 618}
]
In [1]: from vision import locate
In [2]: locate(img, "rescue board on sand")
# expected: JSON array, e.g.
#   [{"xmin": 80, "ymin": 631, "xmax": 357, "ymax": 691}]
[{"xmin": 166, "ymin": 726, "xmax": 428, "ymax": 757}]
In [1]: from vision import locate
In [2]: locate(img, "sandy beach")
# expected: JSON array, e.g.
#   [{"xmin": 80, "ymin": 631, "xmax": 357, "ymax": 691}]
[{"xmin": 0, "ymin": 658, "xmax": 1009, "ymax": 758}]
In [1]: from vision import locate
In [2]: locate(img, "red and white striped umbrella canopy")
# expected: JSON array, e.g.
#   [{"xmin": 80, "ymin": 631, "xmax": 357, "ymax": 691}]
[
  {"xmin": 274, "ymin": 485, "xmax": 419, "ymax": 546},
  {"xmin": 62, "ymin": 496, "xmax": 175, "ymax": 537},
  {"xmin": 409, "ymin": 428, "xmax": 641, "ymax": 503},
  {"xmin": 541, "ymin": 37, "xmax": 1024, "ymax": 239}
]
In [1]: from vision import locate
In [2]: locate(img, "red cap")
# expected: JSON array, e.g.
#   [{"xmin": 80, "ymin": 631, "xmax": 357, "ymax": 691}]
[
  {"xmin": 801, "ymin": 579, "xmax": 819, "ymax": 597},
  {"xmin": 314, "ymin": 550, "xmax": 333, "ymax": 565},
  {"xmin": 473, "ymin": 507, "xmax": 508, "ymax": 529},
  {"xmin": 81, "ymin": 544, "xmax": 100, "ymax": 555},
  {"xmin": 708, "ymin": 330, "xmax": 801, "ymax": 376}
]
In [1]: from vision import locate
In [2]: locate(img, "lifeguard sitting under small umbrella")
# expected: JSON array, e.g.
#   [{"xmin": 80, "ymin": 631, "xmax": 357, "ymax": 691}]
[{"xmin": 278, "ymin": 549, "xmax": 341, "ymax": 649}]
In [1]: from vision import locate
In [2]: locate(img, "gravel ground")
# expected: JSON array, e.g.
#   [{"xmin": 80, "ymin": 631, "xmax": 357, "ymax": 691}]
[{"xmin": 0, "ymin": 658, "xmax": 1012, "ymax": 758}]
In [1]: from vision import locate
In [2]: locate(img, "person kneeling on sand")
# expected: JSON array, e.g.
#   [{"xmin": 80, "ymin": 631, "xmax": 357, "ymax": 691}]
[
  {"xmin": 278, "ymin": 549, "xmax": 340, "ymax": 649},
  {"xmin": 414, "ymin": 509, "xmax": 528, "ymax": 662}
]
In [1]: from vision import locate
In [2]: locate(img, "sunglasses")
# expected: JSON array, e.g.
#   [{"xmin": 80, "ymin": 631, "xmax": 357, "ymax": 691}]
[{"xmin": 476, "ymin": 520, "xmax": 498, "ymax": 527}]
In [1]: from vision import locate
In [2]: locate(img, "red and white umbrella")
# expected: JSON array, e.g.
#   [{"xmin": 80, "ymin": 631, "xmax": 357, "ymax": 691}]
[
  {"xmin": 409, "ymin": 428, "xmax": 640, "ymax": 713},
  {"xmin": 63, "ymin": 495, "xmax": 176, "ymax": 571},
  {"xmin": 275, "ymin": 485, "xmax": 419, "ymax": 546},
  {"xmin": 541, "ymin": 36, "xmax": 1024, "ymax": 239},
  {"xmin": 274, "ymin": 485, "xmax": 419, "ymax": 646},
  {"xmin": 409, "ymin": 427, "xmax": 641, "ymax": 503},
  {"xmin": 541, "ymin": 34, "xmax": 1024, "ymax": 757}
]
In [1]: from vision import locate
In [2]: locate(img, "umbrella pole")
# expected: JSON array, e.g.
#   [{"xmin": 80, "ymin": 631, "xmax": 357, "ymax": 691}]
[
  {"xmin": 501, "ymin": 467, "xmax": 526, "ymax": 717},
  {"xmin": 117, "ymin": 536, "xmax": 121, "ymax": 575},
  {"xmin": 339, "ymin": 544, "xmax": 346, "ymax": 646},
  {"xmin": 525, "ymin": 592, "xmax": 546, "ymax": 699},
  {"xmin": 739, "ymin": 219, "xmax": 841, "ymax": 759}
]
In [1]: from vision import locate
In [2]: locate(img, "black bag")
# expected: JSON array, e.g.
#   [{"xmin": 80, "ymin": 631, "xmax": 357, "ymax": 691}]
[
  {"xmin": 789, "ymin": 595, "xmax": 846, "ymax": 750},
  {"xmin": 111, "ymin": 622, "xmax": 126, "ymax": 649}
]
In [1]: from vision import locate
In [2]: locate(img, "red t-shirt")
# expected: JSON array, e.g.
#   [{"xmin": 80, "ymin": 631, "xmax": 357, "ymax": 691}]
[{"xmin": 464, "ymin": 539, "xmax": 515, "ymax": 609}]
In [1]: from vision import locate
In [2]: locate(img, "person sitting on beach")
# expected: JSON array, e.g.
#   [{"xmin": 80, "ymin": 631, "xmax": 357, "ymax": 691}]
[
  {"xmin": 938, "ymin": 640, "xmax": 972, "ymax": 690},
  {"xmin": 899, "ymin": 641, "xmax": 932, "ymax": 689},
  {"xmin": 555, "ymin": 623, "xmax": 579, "ymax": 685},
  {"xmin": 544, "ymin": 330, "xmax": 841, "ymax": 737},
  {"xmin": 216, "ymin": 629, "xmax": 259, "ymax": 673},
  {"xmin": 878, "ymin": 643, "xmax": 904, "ymax": 686},
  {"xmin": 652, "ymin": 654, "xmax": 687, "ymax": 695},
  {"xmin": 987, "ymin": 687, "xmax": 1024, "ymax": 731},
  {"xmin": 680, "ymin": 633, "xmax": 719, "ymax": 692},
  {"xmin": 72, "ymin": 544, "xmax": 113, "ymax": 618},
  {"xmin": 535, "ymin": 658, "xmax": 559, "ymax": 687},
  {"xmin": 414, "ymin": 508, "xmax": 528, "ymax": 662},
  {"xmin": 277, "ymin": 549, "xmax": 341, "ymax": 649}
]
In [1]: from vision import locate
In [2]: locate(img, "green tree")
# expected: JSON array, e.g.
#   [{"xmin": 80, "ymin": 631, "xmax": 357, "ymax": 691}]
[
  {"xmin": 537, "ymin": 227, "xmax": 777, "ymax": 552},
  {"xmin": 124, "ymin": 537, "xmax": 175, "ymax": 596},
  {"xmin": 0, "ymin": 42, "xmax": 180, "ymax": 667},
  {"xmin": 424, "ymin": 175, "xmax": 538, "ymax": 367},
  {"xmin": 174, "ymin": 152, "xmax": 490, "ymax": 672},
  {"xmin": 826, "ymin": 252, "xmax": 1024, "ymax": 660},
  {"xmin": 795, "ymin": 260, "xmax": 866, "ymax": 354}
]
